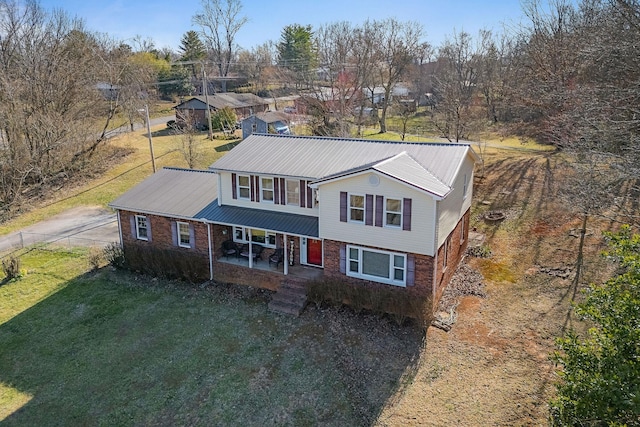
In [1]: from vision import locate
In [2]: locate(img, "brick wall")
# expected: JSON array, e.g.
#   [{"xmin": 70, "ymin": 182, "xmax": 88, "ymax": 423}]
[
  {"xmin": 119, "ymin": 210, "xmax": 210, "ymax": 274},
  {"xmin": 434, "ymin": 209, "xmax": 470, "ymax": 304},
  {"xmin": 323, "ymin": 239, "xmax": 435, "ymax": 299},
  {"xmin": 212, "ymin": 261, "xmax": 281, "ymax": 291}
]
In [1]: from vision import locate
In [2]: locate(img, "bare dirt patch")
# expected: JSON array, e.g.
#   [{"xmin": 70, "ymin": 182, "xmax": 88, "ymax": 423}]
[{"xmin": 377, "ymin": 149, "xmax": 617, "ymax": 426}]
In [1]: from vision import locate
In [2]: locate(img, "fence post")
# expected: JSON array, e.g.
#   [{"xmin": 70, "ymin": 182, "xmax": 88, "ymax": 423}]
[{"xmin": 20, "ymin": 231, "xmax": 24, "ymax": 249}]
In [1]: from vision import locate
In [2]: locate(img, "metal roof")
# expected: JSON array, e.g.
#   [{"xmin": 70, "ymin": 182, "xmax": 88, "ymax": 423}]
[
  {"xmin": 175, "ymin": 94, "xmax": 268, "ymax": 111},
  {"xmin": 195, "ymin": 201, "xmax": 319, "ymax": 237},
  {"xmin": 209, "ymin": 134, "xmax": 476, "ymax": 190},
  {"xmin": 108, "ymin": 168, "xmax": 218, "ymax": 218}
]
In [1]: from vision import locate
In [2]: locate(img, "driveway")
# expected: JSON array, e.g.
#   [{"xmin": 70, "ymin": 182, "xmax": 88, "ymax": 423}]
[
  {"xmin": 0, "ymin": 206, "xmax": 119, "ymax": 253},
  {"xmin": 104, "ymin": 115, "xmax": 175, "ymax": 139}
]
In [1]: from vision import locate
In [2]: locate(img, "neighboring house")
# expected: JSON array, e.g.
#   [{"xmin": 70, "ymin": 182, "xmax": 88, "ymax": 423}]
[
  {"xmin": 241, "ymin": 111, "xmax": 291, "ymax": 139},
  {"xmin": 109, "ymin": 134, "xmax": 478, "ymax": 311},
  {"xmin": 174, "ymin": 94, "xmax": 269, "ymax": 129},
  {"xmin": 293, "ymin": 87, "xmax": 361, "ymax": 115},
  {"xmin": 96, "ymin": 82, "xmax": 120, "ymax": 101}
]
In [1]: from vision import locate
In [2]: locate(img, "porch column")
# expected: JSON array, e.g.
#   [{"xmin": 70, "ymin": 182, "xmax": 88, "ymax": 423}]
[
  {"xmin": 248, "ymin": 229, "xmax": 253, "ymax": 269},
  {"xmin": 206, "ymin": 222, "xmax": 213, "ymax": 280},
  {"xmin": 283, "ymin": 233, "xmax": 288, "ymax": 275}
]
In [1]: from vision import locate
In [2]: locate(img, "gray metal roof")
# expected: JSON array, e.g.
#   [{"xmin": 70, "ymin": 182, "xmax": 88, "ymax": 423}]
[
  {"xmin": 175, "ymin": 94, "xmax": 268, "ymax": 111},
  {"xmin": 209, "ymin": 134, "xmax": 476, "ymax": 190},
  {"xmin": 109, "ymin": 168, "xmax": 218, "ymax": 218},
  {"xmin": 195, "ymin": 201, "xmax": 319, "ymax": 237},
  {"xmin": 254, "ymin": 111, "xmax": 290, "ymax": 124}
]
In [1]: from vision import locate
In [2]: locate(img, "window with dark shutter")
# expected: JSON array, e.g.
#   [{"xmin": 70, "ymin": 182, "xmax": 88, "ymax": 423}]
[
  {"xmin": 365, "ymin": 194, "xmax": 374, "ymax": 226},
  {"xmin": 406, "ymin": 255, "xmax": 415, "ymax": 286},
  {"xmin": 299, "ymin": 179, "xmax": 306, "ymax": 207},
  {"xmin": 171, "ymin": 221, "xmax": 178, "ymax": 245},
  {"xmin": 306, "ymin": 183, "xmax": 313, "ymax": 208},
  {"xmin": 231, "ymin": 173, "xmax": 237, "ymax": 199},
  {"xmin": 340, "ymin": 192, "xmax": 347, "ymax": 222},
  {"xmin": 279, "ymin": 178, "xmax": 286, "ymax": 204},
  {"xmin": 339, "ymin": 244, "xmax": 346, "ymax": 273},
  {"xmin": 402, "ymin": 198, "xmax": 412, "ymax": 231},
  {"xmin": 375, "ymin": 195, "xmax": 384, "ymax": 227},
  {"xmin": 274, "ymin": 178, "xmax": 280, "ymax": 204}
]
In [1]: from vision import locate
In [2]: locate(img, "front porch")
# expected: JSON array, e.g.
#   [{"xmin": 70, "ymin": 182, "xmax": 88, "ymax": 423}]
[{"xmin": 216, "ymin": 254, "xmax": 324, "ymax": 281}]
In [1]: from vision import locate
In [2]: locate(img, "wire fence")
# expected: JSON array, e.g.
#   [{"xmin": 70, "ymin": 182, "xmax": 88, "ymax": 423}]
[{"xmin": 1, "ymin": 231, "xmax": 117, "ymax": 261}]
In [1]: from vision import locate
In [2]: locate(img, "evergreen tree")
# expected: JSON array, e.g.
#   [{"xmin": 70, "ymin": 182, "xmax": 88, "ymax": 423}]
[
  {"xmin": 178, "ymin": 30, "xmax": 206, "ymax": 62},
  {"xmin": 277, "ymin": 24, "xmax": 316, "ymax": 86}
]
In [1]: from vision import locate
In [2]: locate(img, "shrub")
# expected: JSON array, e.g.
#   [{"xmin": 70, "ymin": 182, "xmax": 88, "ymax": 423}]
[
  {"xmin": 103, "ymin": 242, "xmax": 125, "ymax": 269},
  {"xmin": 88, "ymin": 246, "xmax": 104, "ymax": 270},
  {"xmin": 123, "ymin": 243, "xmax": 208, "ymax": 283},
  {"xmin": 2, "ymin": 256, "xmax": 22, "ymax": 281},
  {"xmin": 467, "ymin": 244, "xmax": 492, "ymax": 258},
  {"xmin": 307, "ymin": 279, "xmax": 432, "ymax": 328}
]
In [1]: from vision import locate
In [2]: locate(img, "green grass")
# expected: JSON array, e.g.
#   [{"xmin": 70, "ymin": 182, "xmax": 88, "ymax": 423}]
[{"xmin": 0, "ymin": 248, "xmax": 423, "ymax": 425}]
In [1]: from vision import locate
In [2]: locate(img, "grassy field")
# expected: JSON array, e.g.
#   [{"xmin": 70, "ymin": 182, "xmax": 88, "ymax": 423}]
[{"xmin": 0, "ymin": 248, "xmax": 423, "ymax": 425}]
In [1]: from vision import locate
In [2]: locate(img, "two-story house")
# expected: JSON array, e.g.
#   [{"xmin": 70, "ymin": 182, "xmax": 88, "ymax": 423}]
[{"xmin": 109, "ymin": 134, "xmax": 477, "ymax": 311}]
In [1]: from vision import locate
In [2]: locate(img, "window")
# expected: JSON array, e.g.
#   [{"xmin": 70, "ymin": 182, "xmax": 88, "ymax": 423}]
[
  {"xmin": 135, "ymin": 215, "xmax": 148, "ymax": 240},
  {"xmin": 233, "ymin": 226, "xmax": 276, "ymax": 248},
  {"xmin": 349, "ymin": 194, "xmax": 365, "ymax": 222},
  {"xmin": 385, "ymin": 198, "xmax": 402, "ymax": 228},
  {"xmin": 286, "ymin": 179, "xmax": 299, "ymax": 206},
  {"xmin": 261, "ymin": 177, "xmax": 274, "ymax": 203},
  {"xmin": 443, "ymin": 236, "xmax": 451, "ymax": 269},
  {"xmin": 177, "ymin": 222, "xmax": 191, "ymax": 248},
  {"xmin": 463, "ymin": 173, "xmax": 468, "ymax": 199},
  {"xmin": 347, "ymin": 245, "xmax": 406, "ymax": 287},
  {"xmin": 237, "ymin": 175, "xmax": 251, "ymax": 199}
]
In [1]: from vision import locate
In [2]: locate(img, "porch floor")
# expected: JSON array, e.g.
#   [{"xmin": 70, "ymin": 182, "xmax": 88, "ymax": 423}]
[{"xmin": 216, "ymin": 255, "xmax": 324, "ymax": 281}]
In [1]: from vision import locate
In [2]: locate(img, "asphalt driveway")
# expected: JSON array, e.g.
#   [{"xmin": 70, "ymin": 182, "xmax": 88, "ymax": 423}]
[{"xmin": 0, "ymin": 206, "xmax": 119, "ymax": 252}]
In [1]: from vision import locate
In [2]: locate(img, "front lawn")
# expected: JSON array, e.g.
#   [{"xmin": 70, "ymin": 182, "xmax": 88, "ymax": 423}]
[{"xmin": 0, "ymin": 248, "xmax": 423, "ymax": 425}]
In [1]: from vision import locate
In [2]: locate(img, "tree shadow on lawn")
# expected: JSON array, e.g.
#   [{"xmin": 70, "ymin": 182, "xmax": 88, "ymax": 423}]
[{"xmin": 0, "ymin": 269, "xmax": 424, "ymax": 426}]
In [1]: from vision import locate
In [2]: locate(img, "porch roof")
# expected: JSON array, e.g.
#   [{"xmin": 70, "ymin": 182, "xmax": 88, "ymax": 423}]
[{"xmin": 195, "ymin": 200, "xmax": 319, "ymax": 238}]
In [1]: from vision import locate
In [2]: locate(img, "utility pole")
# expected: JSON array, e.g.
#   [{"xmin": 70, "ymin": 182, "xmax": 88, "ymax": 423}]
[
  {"xmin": 202, "ymin": 64, "xmax": 213, "ymax": 140},
  {"xmin": 139, "ymin": 105, "xmax": 156, "ymax": 173}
]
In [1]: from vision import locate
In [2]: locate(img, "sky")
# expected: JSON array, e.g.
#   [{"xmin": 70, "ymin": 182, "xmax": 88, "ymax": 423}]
[{"xmin": 38, "ymin": 0, "xmax": 528, "ymax": 52}]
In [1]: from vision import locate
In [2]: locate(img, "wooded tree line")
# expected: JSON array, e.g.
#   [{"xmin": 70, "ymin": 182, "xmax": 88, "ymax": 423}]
[{"xmin": 0, "ymin": 0, "xmax": 638, "ymax": 219}]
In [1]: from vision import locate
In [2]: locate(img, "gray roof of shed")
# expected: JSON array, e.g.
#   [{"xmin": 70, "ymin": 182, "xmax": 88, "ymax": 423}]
[
  {"xmin": 108, "ymin": 168, "xmax": 218, "ymax": 218},
  {"xmin": 195, "ymin": 202, "xmax": 318, "ymax": 237},
  {"xmin": 209, "ymin": 134, "xmax": 477, "ymax": 190}
]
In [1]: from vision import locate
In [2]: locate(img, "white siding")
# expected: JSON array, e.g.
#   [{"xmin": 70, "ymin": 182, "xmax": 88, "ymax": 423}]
[
  {"xmin": 436, "ymin": 154, "xmax": 475, "ymax": 248},
  {"xmin": 219, "ymin": 172, "xmax": 319, "ymax": 216},
  {"xmin": 318, "ymin": 172, "xmax": 437, "ymax": 256}
]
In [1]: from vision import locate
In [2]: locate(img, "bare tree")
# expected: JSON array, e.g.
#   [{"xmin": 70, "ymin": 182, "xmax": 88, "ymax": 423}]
[
  {"xmin": 432, "ymin": 31, "xmax": 481, "ymax": 142},
  {"xmin": 372, "ymin": 18, "xmax": 424, "ymax": 134},
  {"xmin": 193, "ymin": 0, "xmax": 248, "ymax": 92},
  {"xmin": 0, "ymin": 1, "xmax": 107, "ymax": 216},
  {"xmin": 172, "ymin": 112, "xmax": 203, "ymax": 169},
  {"xmin": 236, "ymin": 42, "xmax": 274, "ymax": 92}
]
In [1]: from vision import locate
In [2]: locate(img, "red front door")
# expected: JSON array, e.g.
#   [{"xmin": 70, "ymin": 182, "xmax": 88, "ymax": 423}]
[{"xmin": 307, "ymin": 239, "xmax": 323, "ymax": 266}]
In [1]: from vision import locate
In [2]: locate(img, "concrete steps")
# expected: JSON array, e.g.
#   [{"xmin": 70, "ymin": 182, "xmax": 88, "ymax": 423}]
[{"xmin": 268, "ymin": 280, "xmax": 308, "ymax": 316}]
